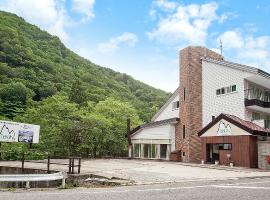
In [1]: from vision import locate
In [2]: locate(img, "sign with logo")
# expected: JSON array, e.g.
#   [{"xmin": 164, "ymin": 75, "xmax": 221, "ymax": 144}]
[
  {"xmin": 217, "ymin": 121, "xmax": 232, "ymax": 135},
  {"xmin": 0, "ymin": 120, "xmax": 40, "ymax": 143}
]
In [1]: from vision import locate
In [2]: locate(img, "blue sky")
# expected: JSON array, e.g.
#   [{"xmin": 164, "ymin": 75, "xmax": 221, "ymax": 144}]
[{"xmin": 1, "ymin": 0, "xmax": 270, "ymax": 92}]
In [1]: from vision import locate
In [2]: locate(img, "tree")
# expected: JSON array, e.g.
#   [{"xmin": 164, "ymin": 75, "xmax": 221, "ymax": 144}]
[
  {"xmin": 0, "ymin": 82, "xmax": 31, "ymax": 103},
  {"xmin": 69, "ymin": 79, "xmax": 87, "ymax": 105}
]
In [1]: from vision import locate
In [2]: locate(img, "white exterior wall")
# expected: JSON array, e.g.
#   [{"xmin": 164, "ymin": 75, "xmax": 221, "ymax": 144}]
[
  {"xmin": 202, "ymin": 61, "xmax": 253, "ymax": 126},
  {"xmin": 131, "ymin": 124, "xmax": 176, "ymax": 160},
  {"xmin": 154, "ymin": 94, "xmax": 179, "ymax": 121}
]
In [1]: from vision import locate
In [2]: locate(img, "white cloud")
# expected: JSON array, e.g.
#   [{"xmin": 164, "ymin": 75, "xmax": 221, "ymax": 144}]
[
  {"xmin": 154, "ymin": 0, "xmax": 177, "ymax": 11},
  {"xmin": 149, "ymin": 9, "xmax": 157, "ymax": 19},
  {"xmin": 72, "ymin": 0, "xmax": 95, "ymax": 22},
  {"xmin": 148, "ymin": 2, "xmax": 224, "ymax": 45},
  {"xmin": 98, "ymin": 32, "xmax": 138, "ymax": 53},
  {"xmin": 217, "ymin": 30, "xmax": 270, "ymax": 71},
  {"xmin": 0, "ymin": 0, "xmax": 96, "ymax": 43},
  {"xmin": 0, "ymin": 0, "xmax": 69, "ymax": 42},
  {"xmin": 218, "ymin": 30, "xmax": 244, "ymax": 48}
]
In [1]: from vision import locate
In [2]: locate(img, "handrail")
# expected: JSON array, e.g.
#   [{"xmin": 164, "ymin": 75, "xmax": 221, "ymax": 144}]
[
  {"xmin": 244, "ymin": 88, "xmax": 270, "ymax": 103},
  {"xmin": 0, "ymin": 172, "xmax": 67, "ymax": 188}
]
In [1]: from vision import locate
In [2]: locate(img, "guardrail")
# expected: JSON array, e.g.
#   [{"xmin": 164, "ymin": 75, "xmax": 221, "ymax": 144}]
[{"xmin": 0, "ymin": 172, "xmax": 67, "ymax": 188}]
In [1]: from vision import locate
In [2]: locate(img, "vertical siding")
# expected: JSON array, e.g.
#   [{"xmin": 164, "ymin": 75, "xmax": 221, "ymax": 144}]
[{"xmin": 201, "ymin": 136, "xmax": 258, "ymax": 168}]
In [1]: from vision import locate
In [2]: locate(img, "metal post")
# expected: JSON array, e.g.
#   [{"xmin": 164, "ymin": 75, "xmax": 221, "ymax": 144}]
[
  {"xmin": 22, "ymin": 152, "xmax": 25, "ymax": 172},
  {"xmin": 61, "ymin": 172, "xmax": 67, "ymax": 188},
  {"xmin": 0, "ymin": 142, "xmax": 2, "ymax": 160},
  {"xmin": 72, "ymin": 158, "xmax": 74, "ymax": 174},
  {"xmin": 68, "ymin": 157, "xmax": 71, "ymax": 174},
  {"xmin": 62, "ymin": 177, "xmax": 66, "ymax": 188},
  {"xmin": 25, "ymin": 181, "xmax": 30, "ymax": 189},
  {"xmin": 47, "ymin": 154, "xmax": 50, "ymax": 174},
  {"xmin": 78, "ymin": 157, "xmax": 81, "ymax": 174}
]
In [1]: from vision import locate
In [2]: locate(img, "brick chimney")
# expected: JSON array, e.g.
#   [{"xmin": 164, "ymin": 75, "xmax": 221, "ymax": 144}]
[{"xmin": 175, "ymin": 46, "xmax": 223, "ymax": 163}]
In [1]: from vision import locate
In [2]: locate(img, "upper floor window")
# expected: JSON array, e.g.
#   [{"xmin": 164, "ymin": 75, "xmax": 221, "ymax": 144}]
[
  {"xmin": 172, "ymin": 101, "xmax": 179, "ymax": 110},
  {"xmin": 216, "ymin": 85, "xmax": 237, "ymax": 96},
  {"xmin": 252, "ymin": 112, "xmax": 261, "ymax": 120}
]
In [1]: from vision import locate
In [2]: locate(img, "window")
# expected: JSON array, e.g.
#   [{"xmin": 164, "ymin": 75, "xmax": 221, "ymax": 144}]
[
  {"xmin": 183, "ymin": 125, "xmax": 186, "ymax": 139},
  {"xmin": 221, "ymin": 88, "xmax": 225, "ymax": 94},
  {"xmin": 143, "ymin": 144, "xmax": 150, "ymax": 158},
  {"xmin": 182, "ymin": 152, "xmax": 185, "ymax": 156},
  {"xmin": 216, "ymin": 85, "xmax": 237, "ymax": 96},
  {"xmin": 160, "ymin": 144, "xmax": 167, "ymax": 159},
  {"xmin": 252, "ymin": 112, "xmax": 261, "ymax": 121},
  {"xmin": 172, "ymin": 101, "xmax": 180, "ymax": 110},
  {"xmin": 265, "ymin": 119, "xmax": 270, "ymax": 129},
  {"xmin": 212, "ymin": 116, "xmax": 215, "ymax": 121},
  {"xmin": 183, "ymin": 88, "xmax": 186, "ymax": 101},
  {"xmin": 232, "ymin": 85, "xmax": 237, "ymax": 92},
  {"xmin": 133, "ymin": 144, "xmax": 141, "ymax": 158},
  {"xmin": 151, "ymin": 144, "xmax": 157, "ymax": 158},
  {"xmin": 218, "ymin": 143, "xmax": 232, "ymax": 150}
]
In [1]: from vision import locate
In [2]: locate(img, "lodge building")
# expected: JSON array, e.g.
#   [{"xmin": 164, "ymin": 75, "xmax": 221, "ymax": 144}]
[{"xmin": 129, "ymin": 46, "xmax": 270, "ymax": 169}]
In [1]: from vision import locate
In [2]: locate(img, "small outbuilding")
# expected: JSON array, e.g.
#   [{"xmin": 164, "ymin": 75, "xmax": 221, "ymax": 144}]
[{"xmin": 198, "ymin": 114, "xmax": 270, "ymax": 168}]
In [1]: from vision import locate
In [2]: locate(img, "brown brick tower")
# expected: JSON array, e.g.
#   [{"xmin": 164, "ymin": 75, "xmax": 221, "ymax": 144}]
[{"xmin": 175, "ymin": 46, "xmax": 223, "ymax": 163}]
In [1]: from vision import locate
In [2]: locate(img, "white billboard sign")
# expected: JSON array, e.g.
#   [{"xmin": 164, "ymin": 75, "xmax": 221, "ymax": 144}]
[{"xmin": 0, "ymin": 120, "xmax": 40, "ymax": 143}]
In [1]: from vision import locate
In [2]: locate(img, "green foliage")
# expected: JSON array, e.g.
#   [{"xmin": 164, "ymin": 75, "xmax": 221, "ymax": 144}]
[
  {"xmin": 0, "ymin": 11, "xmax": 170, "ymax": 158},
  {"xmin": 11, "ymin": 95, "xmax": 142, "ymax": 157}
]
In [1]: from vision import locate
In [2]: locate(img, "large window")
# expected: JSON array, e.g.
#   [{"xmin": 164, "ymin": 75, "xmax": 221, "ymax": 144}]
[
  {"xmin": 160, "ymin": 144, "xmax": 167, "ymax": 159},
  {"xmin": 133, "ymin": 144, "xmax": 141, "ymax": 157},
  {"xmin": 143, "ymin": 144, "xmax": 150, "ymax": 158},
  {"xmin": 151, "ymin": 144, "xmax": 157, "ymax": 158}
]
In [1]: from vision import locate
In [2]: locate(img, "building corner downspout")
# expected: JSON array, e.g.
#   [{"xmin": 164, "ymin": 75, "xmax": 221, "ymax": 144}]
[{"xmin": 127, "ymin": 118, "xmax": 133, "ymax": 159}]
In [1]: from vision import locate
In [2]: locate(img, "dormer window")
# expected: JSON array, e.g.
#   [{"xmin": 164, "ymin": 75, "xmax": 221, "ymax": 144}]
[{"xmin": 172, "ymin": 101, "xmax": 179, "ymax": 110}]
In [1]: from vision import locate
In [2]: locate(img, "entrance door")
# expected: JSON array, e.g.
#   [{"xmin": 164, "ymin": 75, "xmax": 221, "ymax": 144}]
[{"xmin": 212, "ymin": 144, "xmax": 219, "ymax": 163}]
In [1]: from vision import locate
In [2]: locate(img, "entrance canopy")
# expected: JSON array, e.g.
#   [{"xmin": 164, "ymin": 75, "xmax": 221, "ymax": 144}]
[{"xmin": 198, "ymin": 114, "xmax": 270, "ymax": 137}]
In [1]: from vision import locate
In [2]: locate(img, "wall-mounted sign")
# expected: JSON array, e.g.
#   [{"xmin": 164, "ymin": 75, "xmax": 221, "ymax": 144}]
[
  {"xmin": 217, "ymin": 121, "xmax": 232, "ymax": 135},
  {"xmin": 0, "ymin": 120, "xmax": 40, "ymax": 143}
]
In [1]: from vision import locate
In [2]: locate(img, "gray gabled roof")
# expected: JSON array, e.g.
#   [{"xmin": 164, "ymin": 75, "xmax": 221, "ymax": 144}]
[
  {"xmin": 130, "ymin": 117, "xmax": 180, "ymax": 137},
  {"xmin": 151, "ymin": 87, "xmax": 179, "ymax": 121},
  {"xmin": 202, "ymin": 57, "xmax": 270, "ymax": 79}
]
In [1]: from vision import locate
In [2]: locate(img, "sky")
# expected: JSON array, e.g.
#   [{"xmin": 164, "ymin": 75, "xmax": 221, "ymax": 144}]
[{"xmin": 0, "ymin": 0, "xmax": 270, "ymax": 92}]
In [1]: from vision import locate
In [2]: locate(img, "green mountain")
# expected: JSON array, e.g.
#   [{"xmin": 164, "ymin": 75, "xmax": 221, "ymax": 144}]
[{"xmin": 0, "ymin": 11, "xmax": 169, "ymax": 122}]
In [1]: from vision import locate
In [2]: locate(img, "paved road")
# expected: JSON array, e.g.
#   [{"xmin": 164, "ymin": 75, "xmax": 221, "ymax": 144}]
[{"xmin": 1, "ymin": 177, "xmax": 270, "ymax": 200}]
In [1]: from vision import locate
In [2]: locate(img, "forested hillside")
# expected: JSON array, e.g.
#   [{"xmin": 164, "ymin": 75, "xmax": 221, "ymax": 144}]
[{"xmin": 0, "ymin": 11, "xmax": 169, "ymax": 158}]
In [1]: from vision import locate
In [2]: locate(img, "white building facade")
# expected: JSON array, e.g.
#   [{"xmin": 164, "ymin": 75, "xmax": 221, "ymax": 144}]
[
  {"xmin": 202, "ymin": 57, "xmax": 270, "ymax": 129},
  {"xmin": 130, "ymin": 89, "xmax": 179, "ymax": 160}
]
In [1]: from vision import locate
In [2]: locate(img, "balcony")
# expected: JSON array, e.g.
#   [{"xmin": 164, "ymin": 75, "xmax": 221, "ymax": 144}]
[{"xmin": 245, "ymin": 88, "xmax": 270, "ymax": 114}]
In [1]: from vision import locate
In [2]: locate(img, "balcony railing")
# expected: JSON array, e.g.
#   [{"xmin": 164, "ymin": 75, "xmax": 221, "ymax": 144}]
[{"xmin": 244, "ymin": 88, "xmax": 270, "ymax": 103}]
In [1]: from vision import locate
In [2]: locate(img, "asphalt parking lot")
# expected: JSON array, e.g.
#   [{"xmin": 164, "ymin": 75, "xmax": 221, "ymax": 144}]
[{"xmin": 1, "ymin": 159, "xmax": 270, "ymax": 184}]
